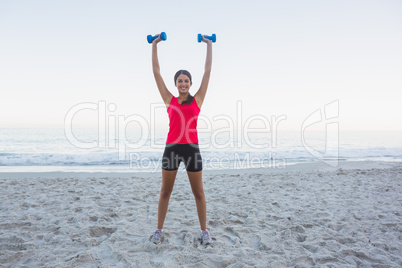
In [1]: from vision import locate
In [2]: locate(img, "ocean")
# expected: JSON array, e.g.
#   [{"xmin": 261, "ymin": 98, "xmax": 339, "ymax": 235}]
[{"xmin": 1, "ymin": 128, "xmax": 401, "ymax": 173}]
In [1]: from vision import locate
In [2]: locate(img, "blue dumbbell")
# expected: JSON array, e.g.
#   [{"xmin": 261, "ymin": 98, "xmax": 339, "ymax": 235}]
[
  {"xmin": 198, "ymin": 33, "xmax": 216, "ymax": 43},
  {"xmin": 147, "ymin": 32, "xmax": 167, "ymax": 44}
]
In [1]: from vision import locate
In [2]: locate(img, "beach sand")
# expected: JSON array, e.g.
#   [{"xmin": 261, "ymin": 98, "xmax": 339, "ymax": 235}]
[{"xmin": 1, "ymin": 161, "xmax": 401, "ymax": 267}]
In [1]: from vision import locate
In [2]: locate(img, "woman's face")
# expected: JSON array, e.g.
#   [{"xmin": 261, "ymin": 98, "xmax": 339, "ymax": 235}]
[{"xmin": 175, "ymin": 74, "xmax": 191, "ymax": 94}]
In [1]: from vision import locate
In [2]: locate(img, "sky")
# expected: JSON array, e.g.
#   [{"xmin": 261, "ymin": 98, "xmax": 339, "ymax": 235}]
[{"xmin": 1, "ymin": 0, "xmax": 401, "ymax": 132}]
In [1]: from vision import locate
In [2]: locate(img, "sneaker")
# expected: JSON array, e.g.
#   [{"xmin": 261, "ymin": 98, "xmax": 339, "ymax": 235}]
[
  {"xmin": 150, "ymin": 230, "xmax": 164, "ymax": 245},
  {"xmin": 200, "ymin": 230, "xmax": 212, "ymax": 245}
]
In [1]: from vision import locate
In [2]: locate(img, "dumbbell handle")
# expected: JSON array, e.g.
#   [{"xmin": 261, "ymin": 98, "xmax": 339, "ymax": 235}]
[
  {"xmin": 198, "ymin": 33, "xmax": 216, "ymax": 43},
  {"xmin": 147, "ymin": 32, "xmax": 167, "ymax": 44}
]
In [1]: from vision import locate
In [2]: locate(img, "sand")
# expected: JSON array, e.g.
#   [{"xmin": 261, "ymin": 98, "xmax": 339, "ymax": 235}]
[{"xmin": 1, "ymin": 161, "xmax": 401, "ymax": 267}]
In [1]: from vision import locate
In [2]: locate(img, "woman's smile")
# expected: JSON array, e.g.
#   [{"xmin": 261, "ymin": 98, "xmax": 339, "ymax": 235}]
[{"xmin": 176, "ymin": 74, "xmax": 191, "ymax": 92}]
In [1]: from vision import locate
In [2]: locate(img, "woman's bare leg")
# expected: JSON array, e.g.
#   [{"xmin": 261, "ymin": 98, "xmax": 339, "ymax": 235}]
[
  {"xmin": 187, "ymin": 170, "xmax": 207, "ymax": 230},
  {"xmin": 157, "ymin": 169, "xmax": 178, "ymax": 229}
]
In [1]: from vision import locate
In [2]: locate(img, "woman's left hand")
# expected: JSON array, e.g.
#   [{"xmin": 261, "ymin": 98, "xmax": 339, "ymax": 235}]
[{"xmin": 201, "ymin": 35, "xmax": 213, "ymax": 45}]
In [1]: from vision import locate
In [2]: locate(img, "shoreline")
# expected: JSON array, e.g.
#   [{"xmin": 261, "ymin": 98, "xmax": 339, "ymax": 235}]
[{"xmin": 0, "ymin": 160, "xmax": 400, "ymax": 179}]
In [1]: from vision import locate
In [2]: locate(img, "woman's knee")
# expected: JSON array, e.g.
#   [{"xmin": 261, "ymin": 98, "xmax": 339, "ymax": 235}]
[
  {"xmin": 192, "ymin": 190, "xmax": 205, "ymax": 201},
  {"xmin": 160, "ymin": 188, "xmax": 173, "ymax": 199}
]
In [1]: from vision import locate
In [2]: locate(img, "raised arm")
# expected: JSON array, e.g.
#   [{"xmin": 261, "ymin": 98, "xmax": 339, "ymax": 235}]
[
  {"xmin": 152, "ymin": 35, "xmax": 173, "ymax": 107},
  {"xmin": 194, "ymin": 36, "xmax": 213, "ymax": 109}
]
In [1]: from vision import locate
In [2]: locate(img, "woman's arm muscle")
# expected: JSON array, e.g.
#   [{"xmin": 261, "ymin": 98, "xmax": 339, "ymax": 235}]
[
  {"xmin": 152, "ymin": 36, "xmax": 173, "ymax": 107},
  {"xmin": 194, "ymin": 37, "xmax": 212, "ymax": 109}
]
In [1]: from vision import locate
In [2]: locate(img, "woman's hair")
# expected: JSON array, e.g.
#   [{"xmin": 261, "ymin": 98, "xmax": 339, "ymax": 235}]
[{"xmin": 174, "ymin": 70, "xmax": 194, "ymax": 106}]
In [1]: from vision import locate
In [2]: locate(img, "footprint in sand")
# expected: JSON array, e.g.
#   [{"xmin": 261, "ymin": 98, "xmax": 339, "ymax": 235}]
[
  {"xmin": 223, "ymin": 227, "xmax": 240, "ymax": 245},
  {"xmin": 291, "ymin": 225, "xmax": 307, "ymax": 242},
  {"xmin": 89, "ymin": 227, "xmax": 117, "ymax": 237},
  {"xmin": 302, "ymin": 244, "xmax": 319, "ymax": 253},
  {"xmin": 0, "ymin": 237, "xmax": 27, "ymax": 251}
]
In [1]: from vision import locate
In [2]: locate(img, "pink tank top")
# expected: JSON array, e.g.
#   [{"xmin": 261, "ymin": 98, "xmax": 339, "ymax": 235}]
[{"xmin": 166, "ymin": 96, "xmax": 200, "ymax": 144}]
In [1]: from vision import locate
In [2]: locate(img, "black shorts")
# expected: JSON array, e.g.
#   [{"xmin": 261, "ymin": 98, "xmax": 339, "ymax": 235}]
[{"xmin": 162, "ymin": 143, "xmax": 203, "ymax": 172}]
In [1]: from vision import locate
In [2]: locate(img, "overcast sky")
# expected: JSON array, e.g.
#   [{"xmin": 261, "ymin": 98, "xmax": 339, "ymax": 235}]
[{"xmin": 1, "ymin": 0, "xmax": 401, "ymax": 132}]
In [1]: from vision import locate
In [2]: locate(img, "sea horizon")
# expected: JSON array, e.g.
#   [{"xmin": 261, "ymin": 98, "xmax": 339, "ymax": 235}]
[{"xmin": 1, "ymin": 127, "xmax": 402, "ymax": 173}]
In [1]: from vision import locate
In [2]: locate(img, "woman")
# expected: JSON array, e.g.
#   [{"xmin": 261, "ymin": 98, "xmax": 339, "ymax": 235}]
[{"xmin": 150, "ymin": 33, "xmax": 213, "ymax": 245}]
